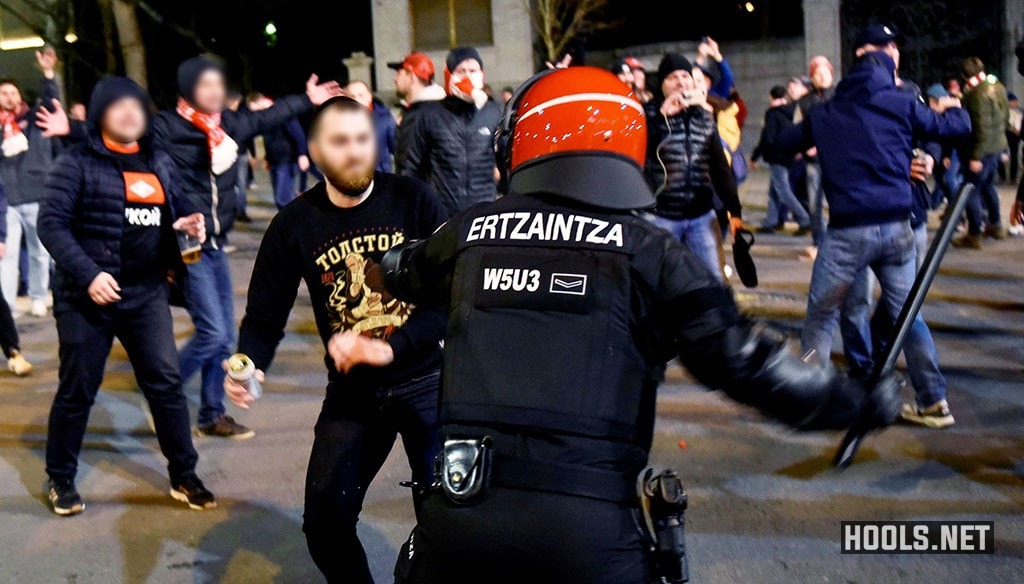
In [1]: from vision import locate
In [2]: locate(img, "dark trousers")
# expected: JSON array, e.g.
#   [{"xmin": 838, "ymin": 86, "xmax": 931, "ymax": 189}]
[
  {"xmin": 303, "ymin": 370, "xmax": 441, "ymax": 584},
  {"xmin": 965, "ymin": 153, "xmax": 1003, "ymax": 234},
  {"xmin": 45, "ymin": 283, "xmax": 199, "ymax": 483},
  {"xmin": 396, "ymin": 488, "xmax": 650, "ymax": 584},
  {"xmin": 0, "ymin": 295, "xmax": 18, "ymax": 358}
]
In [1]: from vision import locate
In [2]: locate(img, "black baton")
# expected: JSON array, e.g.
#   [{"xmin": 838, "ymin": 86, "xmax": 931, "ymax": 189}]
[{"xmin": 833, "ymin": 182, "xmax": 975, "ymax": 469}]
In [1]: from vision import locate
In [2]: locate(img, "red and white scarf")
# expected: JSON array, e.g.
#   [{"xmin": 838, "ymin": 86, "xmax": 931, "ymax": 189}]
[
  {"xmin": 1, "ymin": 104, "xmax": 29, "ymax": 158},
  {"xmin": 176, "ymin": 97, "xmax": 238, "ymax": 175}
]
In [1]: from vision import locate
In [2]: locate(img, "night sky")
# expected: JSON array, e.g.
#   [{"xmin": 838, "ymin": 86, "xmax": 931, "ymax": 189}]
[{"xmin": 63, "ymin": 0, "xmax": 806, "ymax": 105}]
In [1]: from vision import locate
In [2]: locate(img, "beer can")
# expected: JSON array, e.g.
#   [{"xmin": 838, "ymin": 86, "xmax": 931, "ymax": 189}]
[{"xmin": 227, "ymin": 353, "xmax": 262, "ymax": 399}]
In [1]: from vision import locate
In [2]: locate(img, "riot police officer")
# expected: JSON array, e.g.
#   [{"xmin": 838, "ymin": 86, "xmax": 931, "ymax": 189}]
[{"xmin": 383, "ymin": 67, "xmax": 900, "ymax": 583}]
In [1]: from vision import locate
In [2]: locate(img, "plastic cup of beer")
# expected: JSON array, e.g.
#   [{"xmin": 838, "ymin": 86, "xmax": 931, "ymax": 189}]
[{"xmin": 177, "ymin": 231, "xmax": 202, "ymax": 264}]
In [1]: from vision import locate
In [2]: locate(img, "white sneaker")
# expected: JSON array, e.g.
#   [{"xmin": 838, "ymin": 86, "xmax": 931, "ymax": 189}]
[
  {"xmin": 30, "ymin": 299, "xmax": 48, "ymax": 317},
  {"xmin": 900, "ymin": 399, "xmax": 955, "ymax": 428}
]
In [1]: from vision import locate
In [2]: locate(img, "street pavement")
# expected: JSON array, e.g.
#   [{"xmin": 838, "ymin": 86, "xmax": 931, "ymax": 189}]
[{"xmin": 1, "ymin": 168, "xmax": 1022, "ymax": 583}]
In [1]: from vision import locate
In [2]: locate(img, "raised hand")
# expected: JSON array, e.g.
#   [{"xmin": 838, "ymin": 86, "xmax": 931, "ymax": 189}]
[
  {"xmin": 36, "ymin": 47, "xmax": 57, "ymax": 79},
  {"xmin": 306, "ymin": 74, "xmax": 344, "ymax": 106},
  {"xmin": 36, "ymin": 99, "xmax": 70, "ymax": 137}
]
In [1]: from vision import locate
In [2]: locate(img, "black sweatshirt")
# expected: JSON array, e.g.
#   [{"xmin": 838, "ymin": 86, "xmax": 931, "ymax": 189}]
[{"xmin": 238, "ymin": 172, "xmax": 448, "ymax": 389}]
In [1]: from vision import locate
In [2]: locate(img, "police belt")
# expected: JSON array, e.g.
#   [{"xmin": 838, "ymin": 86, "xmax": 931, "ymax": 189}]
[{"xmin": 491, "ymin": 454, "xmax": 636, "ymax": 504}]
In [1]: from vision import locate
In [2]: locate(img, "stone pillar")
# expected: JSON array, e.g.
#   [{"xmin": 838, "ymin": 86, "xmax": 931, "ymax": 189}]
[
  {"xmin": 344, "ymin": 52, "xmax": 375, "ymax": 87},
  {"xmin": 803, "ymin": 0, "xmax": 842, "ymax": 67},
  {"xmin": 1004, "ymin": 0, "xmax": 1024, "ymax": 97}
]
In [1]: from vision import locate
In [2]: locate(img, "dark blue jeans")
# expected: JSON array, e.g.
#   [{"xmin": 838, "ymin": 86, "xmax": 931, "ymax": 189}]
[
  {"xmin": 179, "ymin": 247, "xmax": 236, "ymax": 426},
  {"xmin": 763, "ymin": 163, "xmax": 811, "ymax": 229},
  {"xmin": 46, "ymin": 284, "xmax": 199, "ymax": 483},
  {"xmin": 304, "ymin": 370, "xmax": 441, "ymax": 584},
  {"xmin": 271, "ymin": 162, "xmax": 299, "ymax": 209},
  {"xmin": 964, "ymin": 153, "xmax": 1003, "ymax": 234},
  {"xmin": 651, "ymin": 210, "xmax": 723, "ymax": 282},
  {"xmin": 801, "ymin": 221, "xmax": 946, "ymax": 408}
]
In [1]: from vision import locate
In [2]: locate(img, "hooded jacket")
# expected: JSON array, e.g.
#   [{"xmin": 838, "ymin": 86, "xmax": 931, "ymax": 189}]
[
  {"xmin": 0, "ymin": 75, "xmax": 61, "ymax": 206},
  {"xmin": 781, "ymin": 52, "xmax": 972, "ymax": 228},
  {"xmin": 961, "ymin": 75, "xmax": 1009, "ymax": 160},
  {"xmin": 397, "ymin": 95, "xmax": 501, "ymax": 216},
  {"xmin": 39, "ymin": 131, "xmax": 188, "ymax": 310},
  {"xmin": 152, "ymin": 84, "xmax": 312, "ymax": 249}
]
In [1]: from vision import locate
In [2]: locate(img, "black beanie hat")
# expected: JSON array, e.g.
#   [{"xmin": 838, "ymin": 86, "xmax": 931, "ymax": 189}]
[
  {"xmin": 657, "ymin": 53, "xmax": 693, "ymax": 82},
  {"xmin": 87, "ymin": 76, "xmax": 152, "ymax": 127},
  {"xmin": 446, "ymin": 47, "xmax": 483, "ymax": 72},
  {"xmin": 177, "ymin": 55, "xmax": 226, "ymax": 104}
]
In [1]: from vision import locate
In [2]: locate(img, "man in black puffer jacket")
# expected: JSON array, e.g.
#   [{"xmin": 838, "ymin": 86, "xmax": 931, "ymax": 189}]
[
  {"xmin": 398, "ymin": 47, "xmax": 502, "ymax": 216},
  {"xmin": 39, "ymin": 77, "xmax": 215, "ymax": 517},
  {"xmin": 645, "ymin": 53, "xmax": 742, "ymax": 283},
  {"xmin": 151, "ymin": 56, "xmax": 341, "ymax": 439}
]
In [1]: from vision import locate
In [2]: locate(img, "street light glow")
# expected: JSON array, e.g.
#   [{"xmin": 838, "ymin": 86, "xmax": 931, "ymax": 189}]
[
  {"xmin": 0, "ymin": 36, "xmax": 45, "ymax": 51},
  {"xmin": 65, "ymin": 32, "xmax": 79, "ymax": 44},
  {"xmin": 264, "ymin": 22, "xmax": 277, "ymax": 36},
  {"xmin": 745, "ymin": 2, "xmax": 755, "ymax": 12}
]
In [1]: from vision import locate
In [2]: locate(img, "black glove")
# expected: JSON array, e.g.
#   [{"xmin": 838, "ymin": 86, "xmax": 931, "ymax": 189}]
[
  {"xmin": 857, "ymin": 372, "xmax": 903, "ymax": 430},
  {"xmin": 799, "ymin": 371, "xmax": 903, "ymax": 431}
]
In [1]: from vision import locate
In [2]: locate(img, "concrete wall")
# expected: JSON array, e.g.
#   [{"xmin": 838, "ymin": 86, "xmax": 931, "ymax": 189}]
[
  {"xmin": 591, "ymin": 37, "xmax": 807, "ymax": 153},
  {"xmin": 370, "ymin": 0, "xmax": 534, "ymax": 100}
]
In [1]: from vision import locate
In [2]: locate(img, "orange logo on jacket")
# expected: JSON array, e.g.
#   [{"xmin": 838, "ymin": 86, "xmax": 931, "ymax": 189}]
[{"xmin": 123, "ymin": 172, "xmax": 166, "ymax": 205}]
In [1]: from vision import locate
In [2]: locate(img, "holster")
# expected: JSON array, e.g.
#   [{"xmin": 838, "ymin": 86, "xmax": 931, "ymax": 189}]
[
  {"xmin": 638, "ymin": 467, "xmax": 689, "ymax": 584},
  {"xmin": 435, "ymin": 437, "xmax": 493, "ymax": 504}
]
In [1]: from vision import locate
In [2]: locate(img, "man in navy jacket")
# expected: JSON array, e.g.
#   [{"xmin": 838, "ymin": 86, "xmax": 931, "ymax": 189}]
[
  {"xmin": 781, "ymin": 49, "xmax": 971, "ymax": 428},
  {"xmin": 39, "ymin": 77, "xmax": 215, "ymax": 516}
]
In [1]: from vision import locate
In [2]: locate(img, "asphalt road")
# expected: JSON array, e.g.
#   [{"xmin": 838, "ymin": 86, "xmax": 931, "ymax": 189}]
[{"xmin": 1, "ymin": 168, "xmax": 1022, "ymax": 583}]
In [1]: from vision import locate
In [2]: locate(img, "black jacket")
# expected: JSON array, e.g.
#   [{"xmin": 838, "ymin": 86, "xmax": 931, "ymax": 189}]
[
  {"xmin": 152, "ymin": 94, "xmax": 312, "ymax": 248},
  {"xmin": 386, "ymin": 192, "xmax": 876, "ymax": 483},
  {"xmin": 397, "ymin": 96, "xmax": 501, "ymax": 216},
  {"xmin": 644, "ymin": 101, "xmax": 741, "ymax": 219},
  {"xmin": 0, "ymin": 76, "xmax": 61, "ymax": 206},
  {"xmin": 39, "ymin": 133, "xmax": 187, "ymax": 310},
  {"xmin": 753, "ymin": 104, "xmax": 797, "ymax": 166}
]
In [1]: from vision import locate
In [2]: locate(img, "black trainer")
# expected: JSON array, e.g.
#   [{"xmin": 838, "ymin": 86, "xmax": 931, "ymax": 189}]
[
  {"xmin": 48, "ymin": 478, "xmax": 85, "ymax": 516},
  {"xmin": 196, "ymin": 414, "xmax": 255, "ymax": 439},
  {"xmin": 170, "ymin": 474, "xmax": 217, "ymax": 510}
]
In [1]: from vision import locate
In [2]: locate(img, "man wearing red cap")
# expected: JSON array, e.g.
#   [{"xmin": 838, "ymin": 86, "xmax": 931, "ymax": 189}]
[
  {"xmin": 397, "ymin": 47, "xmax": 502, "ymax": 216},
  {"xmin": 390, "ymin": 53, "xmax": 445, "ymax": 171}
]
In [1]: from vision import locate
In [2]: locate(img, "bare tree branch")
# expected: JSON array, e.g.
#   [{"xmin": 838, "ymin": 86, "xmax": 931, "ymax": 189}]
[{"xmin": 524, "ymin": 0, "xmax": 616, "ymax": 62}]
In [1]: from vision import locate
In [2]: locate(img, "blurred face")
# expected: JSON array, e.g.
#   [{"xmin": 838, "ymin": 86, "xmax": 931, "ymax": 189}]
[
  {"xmin": 345, "ymin": 81, "xmax": 374, "ymax": 108},
  {"xmin": 632, "ymin": 68, "xmax": 647, "ymax": 91},
  {"xmin": 787, "ymin": 80, "xmax": 808, "ymax": 101},
  {"xmin": 69, "ymin": 103, "xmax": 87, "ymax": 121},
  {"xmin": 616, "ymin": 68, "xmax": 635, "ymax": 86},
  {"xmin": 857, "ymin": 42, "xmax": 900, "ymax": 70},
  {"xmin": 661, "ymin": 69, "xmax": 693, "ymax": 97},
  {"xmin": 0, "ymin": 82, "xmax": 22, "ymax": 112},
  {"xmin": 394, "ymin": 68, "xmax": 413, "ymax": 97},
  {"xmin": 247, "ymin": 94, "xmax": 272, "ymax": 111},
  {"xmin": 501, "ymin": 90, "xmax": 513, "ymax": 104},
  {"xmin": 309, "ymin": 107, "xmax": 377, "ymax": 195},
  {"xmin": 192, "ymin": 70, "xmax": 226, "ymax": 113},
  {"xmin": 452, "ymin": 59, "xmax": 482, "ymax": 79},
  {"xmin": 101, "ymin": 97, "xmax": 147, "ymax": 143},
  {"xmin": 811, "ymin": 66, "xmax": 833, "ymax": 90},
  {"xmin": 1010, "ymin": 99, "xmax": 1019, "ymax": 109}
]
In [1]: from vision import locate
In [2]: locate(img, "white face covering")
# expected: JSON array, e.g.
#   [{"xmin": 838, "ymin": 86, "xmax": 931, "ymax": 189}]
[
  {"xmin": 210, "ymin": 135, "xmax": 239, "ymax": 176},
  {"xmin": 1, "ymin": 132, "xmax": 28, "ymax": 158}
]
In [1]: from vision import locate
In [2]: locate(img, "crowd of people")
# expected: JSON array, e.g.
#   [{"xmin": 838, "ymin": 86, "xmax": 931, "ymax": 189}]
[{"xmin": 0, "ymin": 21, "xmax": 1019, "ymax": 583}]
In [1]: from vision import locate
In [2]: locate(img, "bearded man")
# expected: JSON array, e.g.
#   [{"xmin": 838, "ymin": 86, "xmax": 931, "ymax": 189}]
[
  {"xmin": 225, "ymin": 96, "xmax": 448, "ymax": 583},
  {"xmin": 397, "ymin": 46, "xmax": 502, "ymax": 216}
]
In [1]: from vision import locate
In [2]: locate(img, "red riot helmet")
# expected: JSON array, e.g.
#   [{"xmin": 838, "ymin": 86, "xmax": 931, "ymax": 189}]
[{"xmin": 495, "ymin": 66, "xmax": 653, "ymax": 210}]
